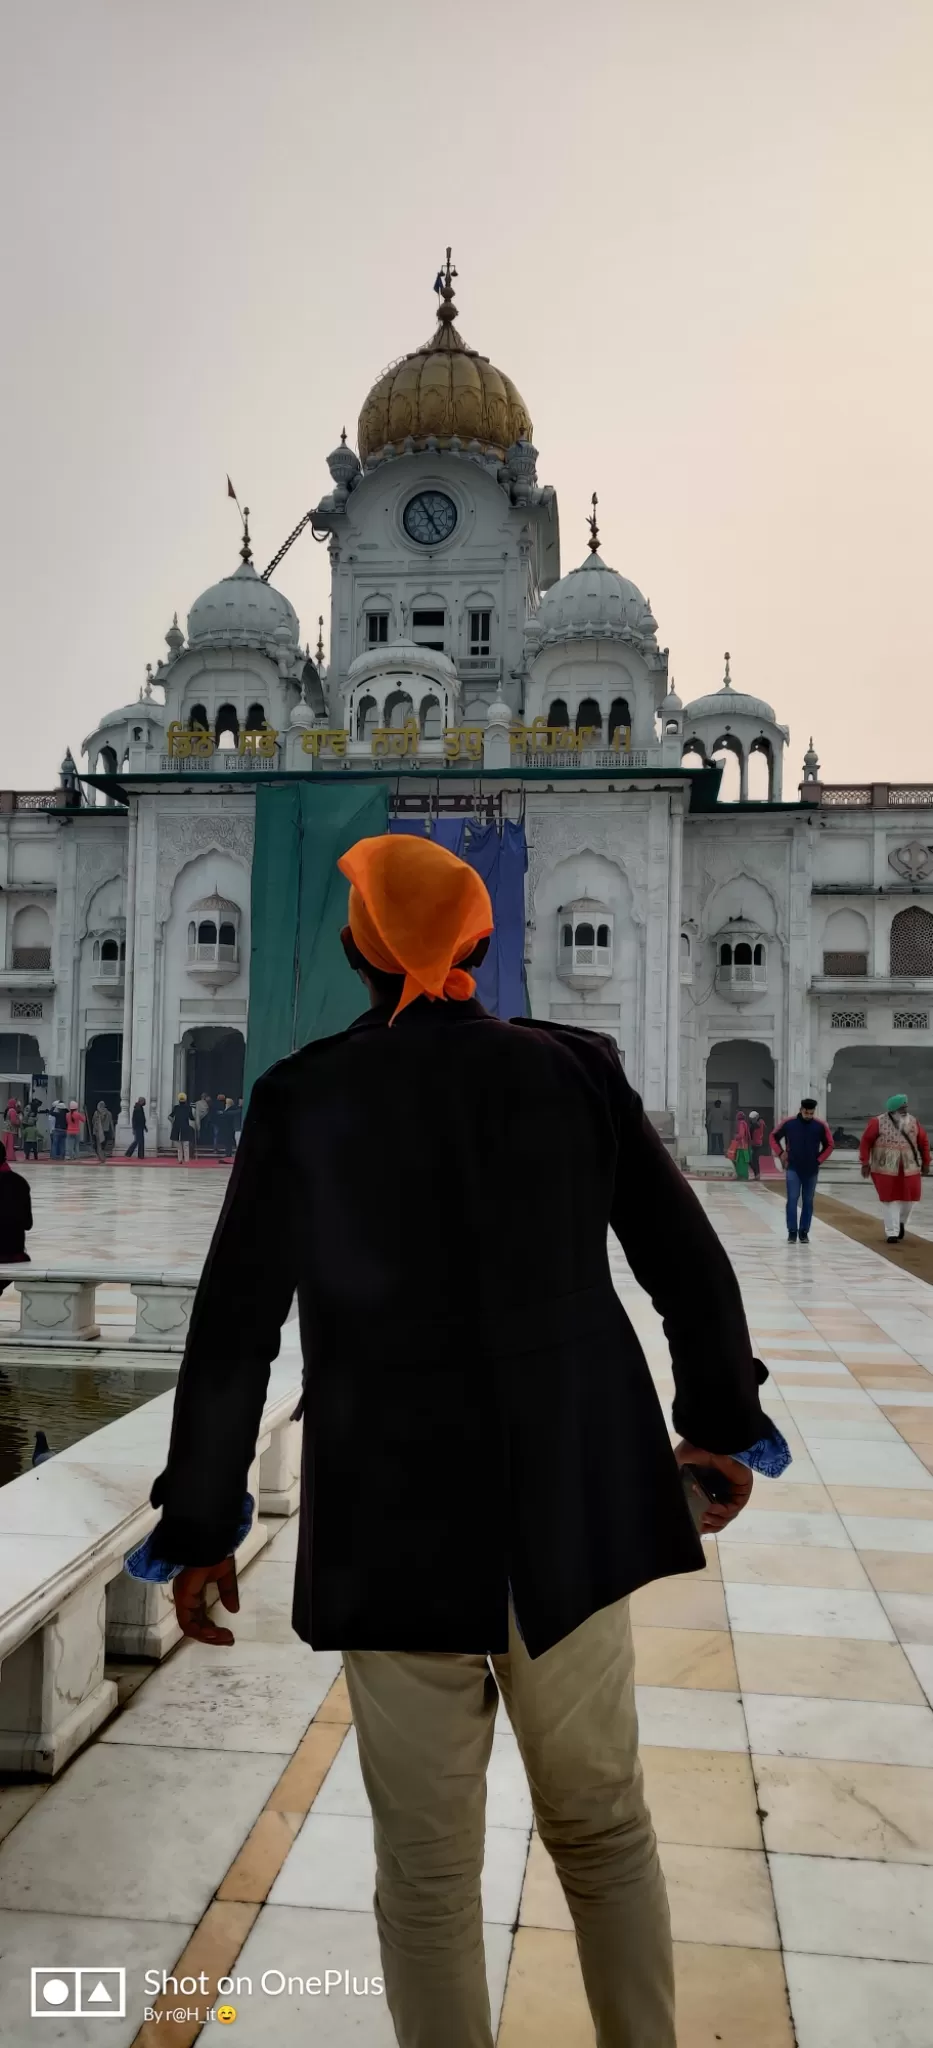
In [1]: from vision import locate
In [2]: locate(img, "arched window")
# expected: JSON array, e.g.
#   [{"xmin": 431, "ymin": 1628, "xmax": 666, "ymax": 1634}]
[
  {"xmin": 713, "ymin": 747, "xmax": 742, "ymax": 802},
  {"xmin": 753, "ymin": 942, "xmax": 765, "ymax": 966},
  {"xmin": 385, "ymin": 690, "xmax": 414, "ymax": 729},
  {"xmin": 189, "ymin": 704, "xmax": 208, "ymax": 730},
  {"xmin": 680, "ymin": 932, "xmax": 693, "ymax": 982},
  {"xmin": 608, "ymin": 698, "xmax": 631, "ymax": 747},
  {"xmin": 197, "ymin": 920, "xmax": 217, "ymax": 945},
  {"xmin": 734, "ymin": 942, "xmax": 752, "ymax": 966},
  {"xmin": 596, "ymin": 924, "xmax": 610, "ymax": 948},
  {"xmin": 215, "ymin": 704, "xmax": 239, "ymax": 750},
  {"xmin": 218, "ymin": 922, "xmax": 236, "ymax": 949},
  {"xmin": 577, "ymin": 698, "xmax": 602, "ymax": 737},
  {"xmin": 719, "ymin": 942, "xmax": 733, "ymax": 966},
  {"xmin": 121, "ymin": 750, "xmax": 129, "ymax": 772},
  {"xmin": 682, "ymin": 744, "xmax": 706, "ymax": 770},
  {"xmin": 101, "ymin": 938, "xmax": 119, "ymax": 963},
  {"xmin": 246, "ymin": 702, "xmax": 265, "ymax": 731},
  {"xmin": 420, "ymin": 695, "xmax": 442, "ymax": 740},
  {"xmin": 11, "ymin": 904, "xmax": 53, "ymax": 971},
  {"xmin": 561, "ymin": 923, "xmax": 573, "ymax": 950},
  {"xmin": 891, "ymin": 906, "xmax": 933, "ymax": 976},
  {"xmin": 356, "ymin": 695, "xmax": 378, "ymax": 742},
  {"xmin": 187, "ymin": 921, "xmax": 196, "ymax": 947},
  {"xmin": 548, "ymin": 698, "xmax": 570, "ymax": 730},
  {"xmin": 747, "ymin": 744, "xmax": 771, "ymax": 801},
  {"xmin": 365, "ymin": 609, "xmax": 390, "ymax": 648}
]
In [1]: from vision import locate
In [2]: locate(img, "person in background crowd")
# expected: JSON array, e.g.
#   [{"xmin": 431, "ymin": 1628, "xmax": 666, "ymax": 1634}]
[
  {"xmin": 212, "ymin": 1094, "xmax": 226, "ymax": 1152},
  {"xmin": 21, "ymin": 1102, "xmax": 40, "ymax": 1161},
  {"xmin": 65, "ymin": 1101, "xmax": 85, "ymax": 1160},
  {"xmin": 747, "ymin": 1111, "xmax": 767, "ymax": 1180},
  {"xmin": 193, "ymin": 1092, "xmax": 212, "ymax": 1154},
  {"xmin": 859, "ymin": 1093, "xmax": 931, "ymax": 1243},
  {"xmin": 233, "ymin": 1097, "xmax": 243, "ymax": 1149},
  {"xmin": 706, "ymin": 1095, "xmax": 728, "ymax": 1155},
  {"xmin": 50, "ymin": 1101, "xmax": 68, "ymax": 1161},
  {"xmin": 126, "ymin": 1097, "xmax": 148, "ymax": 1159},
  {"xmin": 771, "ymin": 1098, "xmax": 834, "ymax": 1244},
  {"xmin": 170, "ymin": 1093, "xmax": 193, "ymax": 1164},
  {"xmin": 91, "ymin": 1100, "xmax": 115, "ymax": 1161},
  {"xmin": 137, "ymin": 831, "xmax": 790, "ymax": 2048},
  {"xmin": 730, "ymin": 1108, "xmax": 751, "ymax": 1180},
  {"xmin": 215, "ymin": 1096, "xmax": 238, "ymax": 1159},
  {"xmin": 0, "ymin": 1148, "xmax": 32, "ymax": 1294},
  {"xmin": 1, "ymin": 1103, "xmax": 17, "ymax": 1164}
]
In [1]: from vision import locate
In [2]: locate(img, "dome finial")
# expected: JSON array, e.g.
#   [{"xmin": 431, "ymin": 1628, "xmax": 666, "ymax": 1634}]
[
  {"xmin": 723, "ymin": 650, "xmax": 732, "ymax": 688},
  {"xmin": 315, "ymin": 615, "xmax": 325, "ymax": 669},
  {"xmin": 434, "ymin": 246, "xmax": 459, "ymax": 328},
  {"xmin": 240, "ymin": 506, "xmax": 252, "ymax": 565},
  {"xmin": 587, "ymin": 492, "xmax": 600, "ymax": 554}
]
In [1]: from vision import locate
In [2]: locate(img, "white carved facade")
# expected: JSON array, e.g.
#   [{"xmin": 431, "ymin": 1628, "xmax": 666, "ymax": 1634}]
[{"xmin": 3, "ymin": 270, "xmax": 933, "ymax": 1153}]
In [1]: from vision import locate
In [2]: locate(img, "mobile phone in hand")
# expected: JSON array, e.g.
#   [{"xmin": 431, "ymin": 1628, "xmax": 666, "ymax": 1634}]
[{"xmin": 681, "ymin": 1462, "xmax": 733, "ymax": 1533}]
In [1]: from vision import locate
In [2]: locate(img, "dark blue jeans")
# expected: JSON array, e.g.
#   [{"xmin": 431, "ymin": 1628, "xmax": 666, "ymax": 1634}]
[{"xmin": 786, "ymin": 1168, "xmax": 817, "ymax": 1237}]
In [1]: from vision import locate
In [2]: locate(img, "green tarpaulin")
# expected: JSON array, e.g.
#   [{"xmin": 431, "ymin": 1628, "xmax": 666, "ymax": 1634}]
[{"xmin": 243, "ymin": 781, "xmax": 389, "ymax": 1105}]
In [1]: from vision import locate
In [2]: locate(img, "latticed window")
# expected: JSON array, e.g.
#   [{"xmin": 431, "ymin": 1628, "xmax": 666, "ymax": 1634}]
[
  {"xmin": 823, "ymin": 951, "xmax": 868, "ymax": 976},
  {"xmin": 893, "ymin": 1012, "xmax": 930, "ymax": 1029},
  {"xmin": 890, "ymin": 906, "xmax": 933, "ymax": 975},
  {"xmin": 831, "ymin": 1010, "xmax": 866, "ymax": 1029}
]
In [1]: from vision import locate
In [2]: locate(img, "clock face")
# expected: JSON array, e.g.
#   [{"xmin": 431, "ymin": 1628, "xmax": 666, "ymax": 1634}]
[{"xmin": 402, "ymin": 491, "xmax": 458, "ymax": 546}]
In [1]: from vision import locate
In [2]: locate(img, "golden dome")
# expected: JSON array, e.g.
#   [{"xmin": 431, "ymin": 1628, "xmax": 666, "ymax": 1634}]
[{"xmin": 357, "ymin": 256, "xmax": 532, "ymax": 465}]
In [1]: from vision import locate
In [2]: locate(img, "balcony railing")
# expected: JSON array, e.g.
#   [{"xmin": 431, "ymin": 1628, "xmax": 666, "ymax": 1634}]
[
  {"xmin": 91, "ymin": 957, "xmax": 124, "ymax": 983},
  {"xmin": 187, "ymin": 943, "xmax": 238, "ymax": 968},
  {"xmin": 716, "ymin": 962, "xmax": 767, "ymax": 992}
]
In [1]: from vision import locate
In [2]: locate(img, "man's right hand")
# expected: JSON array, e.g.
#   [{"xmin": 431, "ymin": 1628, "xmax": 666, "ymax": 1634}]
[
  {"xmin": 674, "ymin": 1440, "xmax": 754, "ymax": 1533},
  {"xmin": 173, "ymin": 1558, "xmax": 240, "ymax": 1645}
]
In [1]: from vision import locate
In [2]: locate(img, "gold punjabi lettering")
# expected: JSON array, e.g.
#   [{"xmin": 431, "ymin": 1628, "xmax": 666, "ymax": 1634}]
[{"xmin": 166, "ymin": 721, "xmax": 192, "ymax": 758}]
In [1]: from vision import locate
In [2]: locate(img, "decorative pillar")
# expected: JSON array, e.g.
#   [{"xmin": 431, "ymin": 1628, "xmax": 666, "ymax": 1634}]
[
  {"xmin": 665, "ymin": 791, "xmax": 684, "ymax": 1130},
  {"xmin": 642, "ymin": 795, "xmax": 671, "ymax": 1110},
  {"xmin": 116, "ymin": 798, "xmax": 138, "ymax": 1142}
]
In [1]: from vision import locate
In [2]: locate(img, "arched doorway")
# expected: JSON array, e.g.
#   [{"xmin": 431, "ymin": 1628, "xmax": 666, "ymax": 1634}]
[
  {"xmin": 182, "ymin": 1027, "xmax": 245, "ymax": 1108},
  {"xmin": 84, "ymin": 1033, "xmax": 123, "ymax": 1122},
  {"xmin": 706, "ymin": 1039, "xmax": 775, "ymax": 1154},
  {"xmin": 826, "ymin": 1044, "xmax": 933, "ymax": 1146}
]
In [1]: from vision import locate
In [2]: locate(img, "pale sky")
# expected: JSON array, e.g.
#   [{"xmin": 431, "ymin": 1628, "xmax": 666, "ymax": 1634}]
[{"xmin": 2, "ymin": 0, "xmax": 931, "ymax": 791}]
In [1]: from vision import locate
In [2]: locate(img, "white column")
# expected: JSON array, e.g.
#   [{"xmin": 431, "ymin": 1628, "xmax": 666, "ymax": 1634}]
[
  {"xmin": 665, "ymin": 791, "xmax": 684, "ymax": 1129},
  {"xmin": 116, "ymin": 797, "xmax": 138, "ymax": 1140},
  {"xmin": 642, "ymin": 794, "xmax": 671, "ymax": 1110}
]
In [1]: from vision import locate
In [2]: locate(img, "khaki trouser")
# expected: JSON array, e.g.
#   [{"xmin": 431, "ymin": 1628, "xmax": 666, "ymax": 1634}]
[{"xmin": 344, "ymin": 1597, "xmax": 675, "ymax": 2048}]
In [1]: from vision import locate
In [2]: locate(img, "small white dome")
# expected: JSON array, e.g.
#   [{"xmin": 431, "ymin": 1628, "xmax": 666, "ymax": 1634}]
[
  {"xmin": 531, "ymin": 553, "xmax": 658, "ymax": 648},
  {"xmin": 187, "ymin": 560, "xmax": 299, "ymax": 650},
  {"xmin": 683, "ymin": 655, "xmax": 776, "ymax": 727},
  {"xmin": 345, "ymin": 640, "xmax": 457, "ymax": 693},
  {"xmin": 290, "ymin": 683, "xmax": 315, "ymax": 730},
  {"xmin": 190, "ymin": 891, "xmax": 240, "ymax": 916}
]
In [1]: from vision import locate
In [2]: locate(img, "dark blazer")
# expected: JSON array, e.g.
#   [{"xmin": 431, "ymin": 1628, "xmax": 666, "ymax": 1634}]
[
  {"xmin": 132, "ymin": 1102, "xmax": 147, "ymax": 1135},
  {"xmin": 0, "ymin": 1167, "xmax": 33, "ymax": 1262},
  {"xmin": 150, "ymin": 999, "xmax": 772, "ymax": 1657}
]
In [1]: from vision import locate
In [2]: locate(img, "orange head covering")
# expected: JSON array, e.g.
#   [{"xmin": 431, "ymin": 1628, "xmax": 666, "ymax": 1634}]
[{"xmin": 338, "ymin": 833, "xmax": 493, "ymax": 1023}]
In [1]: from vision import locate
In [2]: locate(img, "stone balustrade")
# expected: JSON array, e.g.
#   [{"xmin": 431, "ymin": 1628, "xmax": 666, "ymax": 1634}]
[
  {"xmin": 0, "ymin": 1266, "xmax": 202, "ymax": 1348},
  {"xmin": 0, "ymin": 1332, "xmax": 302, "ymax": 1777}
]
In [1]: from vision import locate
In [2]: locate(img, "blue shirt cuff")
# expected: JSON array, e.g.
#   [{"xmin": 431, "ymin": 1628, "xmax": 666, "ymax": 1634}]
[
  {"xmin": 731, "ymin": 1425, "xmax": 792, "ymax": 1477},
  {"xmin": 124, "ymin": 1494, "xmax": 255, "ymax": 1581}
]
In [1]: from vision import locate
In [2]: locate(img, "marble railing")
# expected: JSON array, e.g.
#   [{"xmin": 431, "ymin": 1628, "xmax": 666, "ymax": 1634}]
[
  {"xmin": 0, "ymin": 1332, "xmax": 302, "ymax": 1777},
  {"xmin": 0, "ymin": 1266, "xmax": 202, "ymax": 1347}
]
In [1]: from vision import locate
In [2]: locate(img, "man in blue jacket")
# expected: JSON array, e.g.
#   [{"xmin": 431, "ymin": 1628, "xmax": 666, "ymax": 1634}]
[{"xmin": 771, "ymin": 1098, "xmax": 834, "ymax": 1243}]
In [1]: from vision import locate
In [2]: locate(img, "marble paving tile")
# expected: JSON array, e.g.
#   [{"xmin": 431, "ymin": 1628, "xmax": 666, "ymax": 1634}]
[
  {"xmin": 660, "ymin": 1842, "xmax": 780, "ymax": 1949},
  {"xmin": 809, "ymin": 1440, "xmax": 933, "ymax": 1489},
  {"xmin": 0, "ymin": 1908, "xmax": 194, "ymax": 2048},
  {"xmin": 876, "ymin": 1389, "xmax": 933, "ymax": 1407},
  {"xmin": 879, "ymin": 1591, "xmax": 933, "ymax": 1644},
  {"xmin": 905, "ymin": 1646, "xmax": 933, "ymax": 1705},
  {"xmin": 634, "ymin": 1686, "xmax": 748, "ymax": 1752},
  {"xmin": 99, "ymin": 1640, "xmax": 342, "ymax": 1754},
  {"xmin": 743, "ymin": 1482, "xmax": 835, "ymax": 1514},
  {"xmin": 629, "ymin": 1578, "xmax": 728, "ymax": 1630},
  {"xmin": 0, "ymin": 1783, "xmax": 45, "ymax": 1847},
  {"xmin": 798, "ymin": 1417, "xmax": 904, "ymax": 1441},
  {"xmin": 213, "ymin": 1560, "xmax": 300, "ymax": 1642},
  {"xmin": 718, "ymin": 1542, "xmax": 870, "ymax": 1589},
  {"xmin": 496, "ymin": 1927, "xmax": 593, "ymax": 2047},
  {"xmin": 784, "ymin": 1953, "xmax": 933, "ymax": 2048},
  {"xmin": 861, "ymin": 1550, "xmax": 933, "ymax": 1594},
  {"xmin": 717, "ymin": 1510, "xmax": 851, "ymax": 1548},
  {"xmin": 225, "ymin": 1903, "xmax": 513, "ymax": 2044},
  {"xmin": 632, "ymin": 1626, "xmax": 738, "ymax": 1690},
  {"xmin": 743, "ymin": 1692, "xmax": 933, "ymax": 1766},
  {"xmin": 263, "ymin": 1516, "xmax": 299, "ymax": 1561},
  {"xmin": 725, "ymin": 1582, "xmax": 895, "ymax": 1641},
  {"xmin": 0, "ymin": 1744, "xmax": 287, "ymax": 1922},
  {"xmin": 640, "ymin": 1747, "xmax": 762, "ymax": 1849},
  {"xmin": 841, "ymin": 1514, "xmax": 933, "ymax": 1554},
  {"xmin": 829, "ymin": 1486, "xmax": 933, "ymax": 1519},
  {"xmin": 770, "ymin": 1852, "xmax": 933, "ymax": 1963},
  {"xmin": 755, "ymin": 1754, "xmax": 933, "ymax": 1861},
  {"xmin": 268, "ymin": 1811, "xmax": 529, "ymax": 1927}
]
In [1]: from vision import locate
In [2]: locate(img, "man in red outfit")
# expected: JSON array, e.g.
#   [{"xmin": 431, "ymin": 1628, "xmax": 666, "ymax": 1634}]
[{"xmin": 859, "ymin": 1092, "xmax": 930, "ymax": 1242}]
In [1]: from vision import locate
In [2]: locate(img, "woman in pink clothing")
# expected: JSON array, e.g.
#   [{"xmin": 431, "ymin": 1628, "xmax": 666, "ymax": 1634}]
[{"xmin": 859, "ymin": 1093, "xmax": 930, "ymax": 1243}]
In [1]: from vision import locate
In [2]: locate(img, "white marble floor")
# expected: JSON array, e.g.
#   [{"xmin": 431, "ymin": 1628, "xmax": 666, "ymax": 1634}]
[{"xmin": 1, "ymin": 1184, "xmax": 933, "ymax": 2043}]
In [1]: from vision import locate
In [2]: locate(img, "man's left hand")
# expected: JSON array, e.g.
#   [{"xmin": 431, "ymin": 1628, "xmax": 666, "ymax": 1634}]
[
  {"xmin": 674, "ymin": 1440, "xmax": 754, "ymax": 1533},
  {"xmin": 173, "ymin": 1558, "xmax": 240, "ymax": 1645}
]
